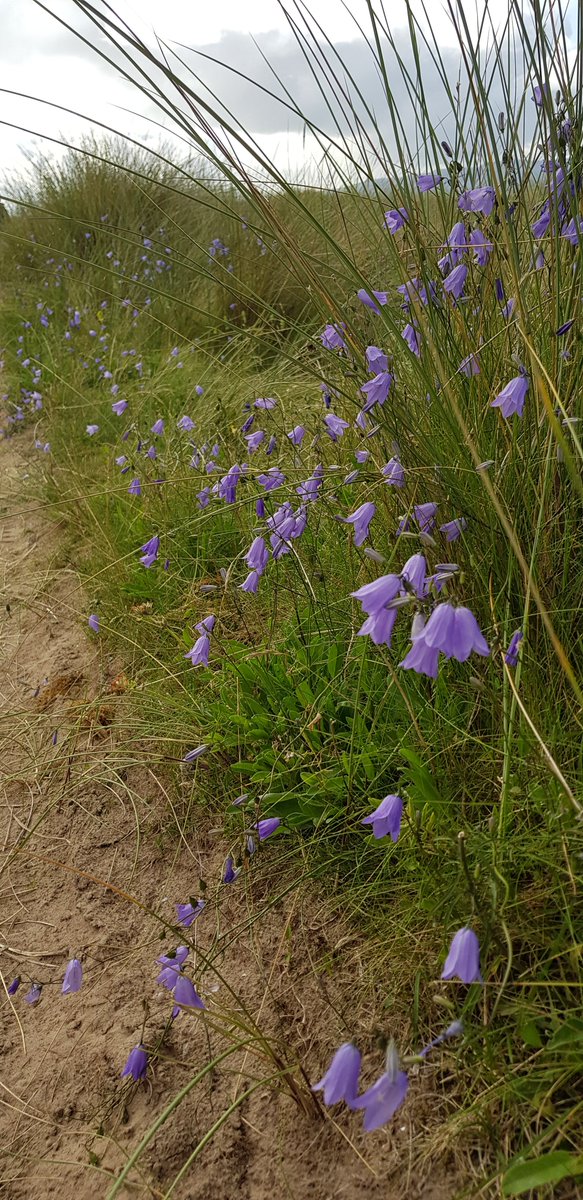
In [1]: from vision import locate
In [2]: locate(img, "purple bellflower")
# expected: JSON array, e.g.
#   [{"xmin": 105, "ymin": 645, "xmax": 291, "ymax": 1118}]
[
  {"xmin": 532, "ymin": 83, "xmax": 550, "ymax": 106},
  {"xmin": 128, "ymin": 478, "xmax": 141, "ymax": 496},
  {"xmin": 504, "ymin": 629, "xmax": 523, "ymax": 666},
  {"xmin": 402, "ymin": 323, "xmax": 421, "ymax": 356},
  {"xmin": 8, "ymin": 977, "xmax": 21, "ymax": 996},
  {"xmin": 151, "ymin": 418, "xmax": 165, "ymax": 436},
  {"xmin": 245, "ymin": 536, "xmax": 269, "ymax": 574},
  {"xmin": 439, "ymin": 518, "xmax": 467, "ymax": 542},
  {"xmin": 62, "ymin": 958, "xmax": 83, "ymax": 994},
  {"xmin": 417, "ymin": 173, "xmax": 445, "ymax": 191},
  {"xmin": 344, "ymin": 502, "xmax": 376, "ymax": 547},
  {"xmin": 256, "ymin": 817, "xmax": 282, "ymax": 841},
  {"xmin": 458, "ymin": 187, "xmax": 496, "ymax": 217},
  {"xmin": 88, "ymin": 614, "xmax": 100, "ymax": 632},
  {"xmin": 382, "ymin": 457, "xmax": 405, "ymax": 487},
  {"xmin": 441, "ymin": 927, "xmax": 482, "ymax": 983},
  {"xmin": 469, "ymin": 229, "xmax": 493, "ymax": 266},
  {"xmin": 25, "ymin": 983, "xmax": 42, "ymax": 1005},
  {"xmin": 353, "ymin": 1044, "xmax": 409, "ymax": 1132},
  {"xmin": 324, "ymin": 413, "xmax": 350, "ymax": 440},
  {"xmin": 399, "ymin": 629, "xmax": 440, "ymax": 679},
  {"xmin": 121, "ymin": 1044, "xmax": 148, "ymax": 1082},
  {"xmin": 178, "ymin": 415, "xmax": 195, "ymax": 431},
  {"xmin": 245, "ymin": 430, "xmax": 265, "ymax": 454},
  {"xmin": 223, "ymin": 856, "xmax": 239, "ymax": 884},
  {"xmin": 491, "ymin": 375, "xmax": 529, "ymax": 419},
  {"xmin": 258, "ymin": 468, "xmax": 285, "ymax": 491},
  {"xmin": 183, "ymin": 745, "xmax": 209, "ymax": 763},
  {"xmin": 176, "ymin": 899, "xmax": 205, "ymax": 928},
  {"xmin": 366, "ymin": 345, "xmax": 388, "ymax": 373},
  {"xmin": 420, "ymin": 603, "xmax": 490, "ymax": 662},
  {"xmin": 241, "ymin": 571, "xmax": 260, "ymax": 593},
  {"xmin": 139, "ymin": 534, "xmax": 160, "ymax": 569},
  {"xmin": 361, "ymin": 794, "xmax": 403, "ymax": 841},
  {"xmin": 358, "ymin": 289, "xmax": 388, "ymax": 314},
  {"xmin": 384, "ymin": 208, "xmax": 408, "ymax": 233},
  {"xmin": 185, "ymin": 633, "xmax": 211, "ymax": 667},
  {"xmin": 112, "ymin": 399, "xmax": 128, "ymax": 416},
  {"xmin": 287, "ymin": 425, "xmax": 306, "ymax": 446},
  {"xmin": 312, "ymin": 1043, "xmax": 361, "ymax": 1108},
  {"xmin": 414, "ymin": 502, "xmax": 438, "ymax": 533},
  {"xmin": 157, "ymin": 949, "xmax": 188, "ymax": 990},
  {"xmin": 218, "ymin": 464, "xmax": 242, "ymax": 503},
  {"xmin": 443, "ymin": 264, "xmax": 468, "ymax": 299},
  {"xmin": 254, "ymin": 396, "xmax": 277, "ymax": 408},
  {"xmin": 459, "ymin": 353, "xmax": 480, "ymax": 377},
  {"xmin": 321, "ymin": 323, "xmax": 346, "ymax": 351},
  {"xmin": 401, "ymin": 553, "xmax": 427, "ymax": 598},
  {"xmin": 86, "ymin": 424, "xmax": 99, "ymax": 436},
  {"xmin": 173, "ymin": 974, "xmax": 205, "ymax": 1014},
  {"xmin": 360, "ymin": 372, "xmax": 393, "ymax": 410}
]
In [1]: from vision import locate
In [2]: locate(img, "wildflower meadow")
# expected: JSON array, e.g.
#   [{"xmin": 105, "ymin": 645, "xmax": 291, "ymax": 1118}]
[{"xmin": 0, "ymin": 0, "xmax": 582, "ymax": 1196}]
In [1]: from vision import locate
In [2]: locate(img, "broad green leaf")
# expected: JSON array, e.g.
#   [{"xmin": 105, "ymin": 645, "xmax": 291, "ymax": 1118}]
[{"xmin": 502, "ymin": 1152, "xmax": 583, "ymax": 1195}]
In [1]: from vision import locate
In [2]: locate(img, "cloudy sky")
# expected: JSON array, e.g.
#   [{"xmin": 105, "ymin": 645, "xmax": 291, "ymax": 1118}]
[{"xmin": 0, "ymin": 0, "xmax": 574, "ymax": 185}]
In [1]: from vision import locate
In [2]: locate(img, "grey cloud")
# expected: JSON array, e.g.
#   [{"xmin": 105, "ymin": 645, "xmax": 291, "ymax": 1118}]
[{"xmin": 171, "ymin": 28, "xmax": 527, "ymax": 153}]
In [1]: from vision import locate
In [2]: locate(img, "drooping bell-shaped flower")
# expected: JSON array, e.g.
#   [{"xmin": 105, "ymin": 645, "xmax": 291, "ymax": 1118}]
[
  {"xmin": 401, "ymin": 553, "xmax": 427, "ymax": 597},
  {"xmin": 504, "ymin": 629, "xmax": 523, "ymax": 666},
  {"xmin": 324, "ymin": 413, "xmax": 350, "ymax": 440},
  {"xmin": 256, "ymin": 817, "xmax": 281, "ymax": 841},
  {"xmin": 365, "ymin": 345, "xmax": 388, "ymax": 373},
  {"xmin": 491, "ymin": 375, "xmax": 529, "ymax": 419},
  {"xmin": 443, "ymin": 264, "xmax": 468, "ymax": 299},
  {"xmin": 384, "ymin": 208, "xmax": 408, "ymax": 233},
  {"xmin": 352, "ymin": 1043, "xmax": 409, "ymax": 1132},
  {"xmin": 62, "ymin": 958, "xmax": 83, "ymax": 995},
  {"xmin": 402, "ymin": 323, "xmax": 421, "ymax": 356},
  {"xmin": 139, "ymin": 534, "xmax": 160, "ymax": 568},
  {"xmin": 422, "ymin": 603, "xmax": 490, "ymax": 662},
  {"xmin": 416, "ymin": 173, "xmax": 444, "ymax": 192},
  {"xmin": 360, "ymin": 372, "xmax": 393, "ymax": 411},
  {"xmin": 121, "ymin": 1044, "xmax": 148, "ymax": 1081},
  {"xmin": 439, "ymin": 518, "xmax": 467, "ymax": 542},
  {"xmin": 351, "ymin": 574, "xmax": 402, "ymax": 614},
  {"xmin": 458, "ymin": 186, "xmax": 496, "ymax": 217},
  {"xmin": 441, "ymin": 927, "xmax": 482, "ymax": 983},
  {"xmin": 184, "ymin": 633, "xmax": 211, "ymax": 667},
  {"xmin": 382, "ymin": 457, "xmax": 405, "ymax": 487},
  {"xmin": 156, "ymin": 945, "xmax": 189, "ymax": 989},
  {"xmin": 357, "ymin": 289, "xmax": 388, "ymax": 314},
  {"xmin": 361, "ymin": 794, "xmax": 403, "ymax": 841},
  {"xmin": 344, "ymin": 502, "xmax": 376, "ymax": 547},
  {"xmin": 176, "ymin": 899, "xmax": 205, "ymax": 928},
  {"xmin": 312, "ymin": 1043, "xmax": 361, "ymax": 1108},
  {"xmin": 173, "ymin": 974, "xmax": 205, "ymax": 1012}
]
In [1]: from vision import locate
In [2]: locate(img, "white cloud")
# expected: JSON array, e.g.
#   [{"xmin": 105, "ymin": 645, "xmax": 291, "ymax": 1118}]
[{"xmin": 0, "ymin": 0, "xmax": 577, "ymax": 184}]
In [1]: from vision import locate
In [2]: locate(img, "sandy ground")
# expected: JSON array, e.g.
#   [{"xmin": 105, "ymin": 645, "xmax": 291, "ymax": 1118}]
[{"xmin": 0, "ymin": 431, "xmax": 461, "ymax": 1200}]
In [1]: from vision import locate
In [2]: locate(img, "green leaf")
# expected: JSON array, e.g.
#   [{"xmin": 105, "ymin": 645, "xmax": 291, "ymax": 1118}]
[
  {"xmin": 327, "ymin": 642, "xmax": 339, "ymax": 679},
  {"xmin": 548, "ymin": 1018, "xmax": 583, "ymax": 1049},
  {"xmin": 518, "ymin": 1019, "xmax": 543, "ymax": 1049},
  {"xmin": 295, "ymin": 681, "xmax": 315, "ymax": 707},
  {"xmin": 502, "ymin": 1152, "xmax": 583, "ymax": 1195}
]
